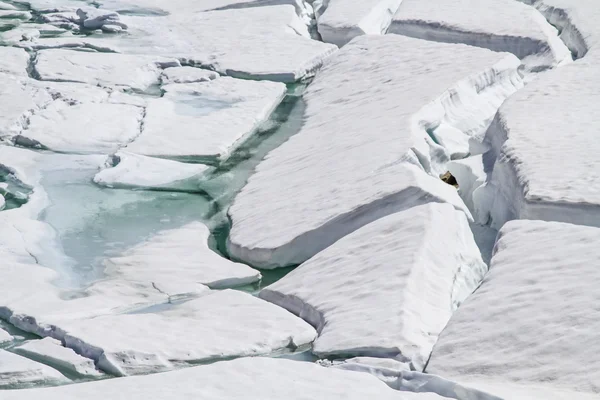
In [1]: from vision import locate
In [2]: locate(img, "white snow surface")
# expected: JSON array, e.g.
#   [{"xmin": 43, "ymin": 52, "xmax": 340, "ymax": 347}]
[
  {"xmin": 447, "ymin": 155, "xmax": 486, "ymax": 213},
  {"xmin": 261, "ymin": 203, "xmax": 486, "ymax": 370},
  {"xmin": 477, "ymin": 62, "xmax": 600, "ymax": 228},
  {"xmin": 0, "ymin": 47, "xmax": 29, "ymax": 76},
  {"xmin": 427, "ymin": 220, "xmax": 600, "ymax": 399},
  {"xmin": 227, "ymin": 35, "xmax": 522, "ymax": 268},
  {"xmin": 14, "ymin": 338, "xmax": 103, "ymax": 378},
  {"xmin": 0, "ymin": 327, "xmax": 12, "ymax": 344},
  {"xmin": 104, "ymin": 221, "xmax": 261, "ymax": 291},
  {"xmin": 2, "ymin": 357, "xmax": 445, "ymax": 399},
  {"xmin": 0, "ymin": 350, "xmax": 69, "ymax": 388},
  {"xmin": 160, "ymin": 67, "xmax": 219, "ymax": 84},
  {"xmin": 55, "ymin": 289, "xmax": 316, "ymax": 376},
  {"xmin": 388, "ymin": 0, "xmax": 572, "ymax": 69},
  {"xmin": 317, "ymin": 0, "xmax": 403, "ymax": 46},
  {"xmin": 34, "ymin": 49, "xmax": 180, "ymax": 91},
  {"xmin": 126, "ymin": 78, "xmax": 286, "ymax": 161},
  {"xmin": 93, "ymin": 152, "xmax": 212, "ymax": 191},
  {"xmin": 18, "ymin": 102, "xmax": 143, "ymax": 153}
]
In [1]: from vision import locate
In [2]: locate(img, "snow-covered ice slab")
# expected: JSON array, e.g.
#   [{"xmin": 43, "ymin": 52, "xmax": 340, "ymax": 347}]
[
  {"xmin": 0, "ymin": 10, "xmax": 31, "ymax": 19},
  {"xmin": 106, "ymin": 6, "xmax": 338, "ymax": 82},
  {"xmin": 388, "ymin": 0, "xmax": 572, "ymax": 69},
  {"xmin": 14, "ymin": 338, "xmax": 103, "ymax": 378},
  {"xmin": 104, "ymin": 221, "xmax": 260, "ymax": 290},
  {"xmin": 94, "ymin": 151, "xmax": 211, "ymax": 191},
  {"xmin": 54, "ymin": 289, "xmax": 316, "ymax": 376},
  {"xmin": 227, "ymin": 35, "xmax": 522, "ymax": 268},
  {"xmin": 160, "ymin": 66, "xmax": 219, "ymax": 84},
  {"xmin": 316, "ymin": 0, "xmax": 403, "ymax": 46},
  {"xmin": 478, "ymin": 62, "xmax": 600, "ymax": 229},
  {"xmin": 126, "ymin": 78, "xmax": 286, "ymax": 162},
  {"xmin": 34, "ymin": 49, "xmax": 180, "ymax": 90},
  {"xmin": 0, "ymin": 47, "xmax": 29, "ymax": 76},
  {"xmin": 2, "ymin": 357, "xmax": 445, "ymax": 399},
  {"xmin": 0, "ymin": 74, "xmax": 52, "ymax": 137},
  {"xmin": 0, "ymin": 350, "xmax": 69, "ymax": 388},
  {"xmin": 427, "ymin": 220, "xmax": 600, "ymax": 399},
  {"xmin": 261, "ymin": 203, "xmax": 486, "ymax": 370},
  {"xmin": 17, "ymin": 102, "xmax": 142, "ymax": 153},
  {"xmin": 0, "ymin": 328, "xmax": 12, "ymax": 344}
]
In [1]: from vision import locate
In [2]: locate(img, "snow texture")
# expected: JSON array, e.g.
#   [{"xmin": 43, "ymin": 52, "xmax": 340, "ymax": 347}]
[
  {"xmin": 0, "ymin": 47, "xmax": 29, "ymax": 76},
  {"xmin": 388, "ymin": 0, "xmax": 572, "ymax": 70},
  {"xmin": 2, "ymin": 357, "xmax": 445, "ymax": 399},
  {"xmin": 104, "ymin": 221, "xmax": 261, "ymax": 290},
  {"xmin": 228, "ymin": 35, "xmax": 522, "ymax": 268},
  {"xmin": 93, "ymin": 152, "xmax": 212, "ymax": 191},
  {"xmin": 0, "ymin": 350, "xmax": 69, "ymax": 388},
  {"xmin": 427, "ymin": 220, "xmax": 600, "ymax": 399},
  {"xmin": 14, "ymin": 338, "xmax": 104, "ymax": 378},
  {"xmin": 477, "ymin": 62, "xmax": 600, "ymax": 229},
  {"xmin": 261, "ymin": 203, "xmax": 486, "ymax": 370},
  {"xmin": 126, "ymin": 78, "xmax": 286, "ymax": 162},
  {"xmin": 54, "ymin": 289, "xmax": 316, "ymax": 376}
]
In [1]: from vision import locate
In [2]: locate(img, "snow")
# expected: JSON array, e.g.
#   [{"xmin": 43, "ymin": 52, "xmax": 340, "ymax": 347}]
[
  {"xmin": 227, "ymin": 35, "xmax": 522, "ymax": 268},
  {"xmin": 0, "ymin": 327, "xmax": 12, "ymax": 344},
  {"xmin": 0, "ymin": 350, "xmax": 69, "ymax": 388},
  {"xmin": 316, "ymin": 0, "xmax": 403, "ymax": 46},
  {"xmin": 161, "ymin": 67, "xmax": 219, "ymax": 84},
  {"xmin": 103, "ymin": 6, "xmax": 338, "ymax": 82},
  {"xmin": 126, "ymin": 78, "xmax": 286, "ymax": 162},
  {"xmin": 477, "ymin": 62, "xmax": 600, "ymax": 229},
  {"xmin": 446, "ymin": 155, "xmax": 486, "ymax": 213},
  {"xmin": 0, "ymin": 47, "xmax": 29, "ymax": 76},
  {"xmin": 388, "ymin": 0, "xmax": 572, "ymax": 70},
  {"xmin": 94, "ymin": 152, "xmax": 212, "ymax": 191},
  {"xmin": 34, "ymin": 49, "xmax": 180, "ymax": 91},
  {"xmin": 76, "ymin": 7, "xmax": 127, "ymax": 31},
  {"xmin": 17, "ymin": 102, "xmax": 143, "ymax": 153},
  {"xmin": 0, "ymin": 10, "xmax": 31, "ymax": 19},
  {"xmin": 0, "ymin": 194, "xmax": 4, "ymax": 211},
  {"xmin": 104, "ymin": 221, "xmax": 261, "ymax": 290},
  {"xmin": 14, "ymin": 338, "xmax": 104, "ymax": 378},
  {"xmin": 261, "ymin": 203, "xmax": 486, "ymax": 370},
  {"xmin": 53, "ymin": 289, "xmax": 316, "ymax": 376},
  {"xmin": 427, "ymin": 220, "xmax": 600, "ymax": 399},
  {"xmin": 2, "ymin": 357, "xmax": 445, "ymax": 399}
]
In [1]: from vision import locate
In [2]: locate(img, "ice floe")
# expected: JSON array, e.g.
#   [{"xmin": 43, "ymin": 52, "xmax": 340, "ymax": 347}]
[
  {"xmin": 316, "ymin": 0, "xmax": 403, "ymax": 46},
  {"xmin": 14, "ymin": 338, "xmax": 104, "ymax": 378},
  {"xmin": 477, "ymin": 62, "xmax": 600, "ymax": 228},
  {"xmin": 261, "ymin": 203, "xmax": 486, "ymax": 369},
  {"xmin": 16, "ymin": 102, "xmax": 143, "ymax": 153},
  {"xmin": 52, "ymin": 289, "xmax": 316, "ymax": 376},
  {"xmin": 427, "ymin": 220, "xmax": 600, "ymax": 399},
  {"xmin": 160, "ymin": 66, "xmax": 219, "ymax": 85},
  {"xmin": 388, "ymin": 0, "xmax": 572, "ymax": 70},
  {"xmin": 2, "ymin": 357, "xmax": 445, "ymax": 399},
  {"xmin": 104, "ymin": 221, "xmax": 260, "ymax": 290},
  {"xmin": 126, "ymin": 78, "xmax": 286, "ymax": 162},
  {"xmin": 0, "ymin": 47, "xmax": 29, "ymax": 76},
  {"xmin": 94, "ymin": 152, "xmax": 212, "ymax": 191},
  {"xmin": 34, "ymin": 49, "xmax": 180, "ymax": 90},
  {"xmin": 0, "ymin": 349, "xmax": 69, "ymax": 388},
  {"xmin": 228, "ymin": 34, "xmax": 522, "ymax": 268}
]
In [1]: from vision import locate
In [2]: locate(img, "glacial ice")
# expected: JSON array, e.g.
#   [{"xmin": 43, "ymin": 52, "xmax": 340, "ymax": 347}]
[
  {"xmin": 17, "ymin": 102, "xmax": 143, "ymax": 153},
  {"xmin": 261, "ymin": 203, "xmax": 486, "ymax": 370},
  {"xmin": 388, "ymin": 0, "xmax": 572, "ymax": 70},
  {"xmin": 14, "ymin": 338, "xmax": 104, "ymax": 378},
  {"xmin": 104, "ymin": 221, "xmax": 261, "ymax": 290},
  {"xmin": 0, "ymin": 350, "xmax": 69, "ymax": 388},
  {"xmin": 93, "ymin": 152, "xmax": 212, "ymax": 191},
  {"xmin": 2, "ymin": 357, "xmax": 446, "ymax": 399},
  {"xmin": 227, "ymin": 35, "xmax": 522, "ymax": 268},
  {"xmin": 126, "ymin": 78, "xmax": 286, "ymax": 162},
  {"xmin": 477, "ymin": 62, "xmax": 600, "ymax": 228},
  {"xmin": 446, "ymin": 155, "xmax": 486, "ymax": 213},
  {"xmin": 427, "ymin": 220, "xmax": 600, "ymax": 399}
]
